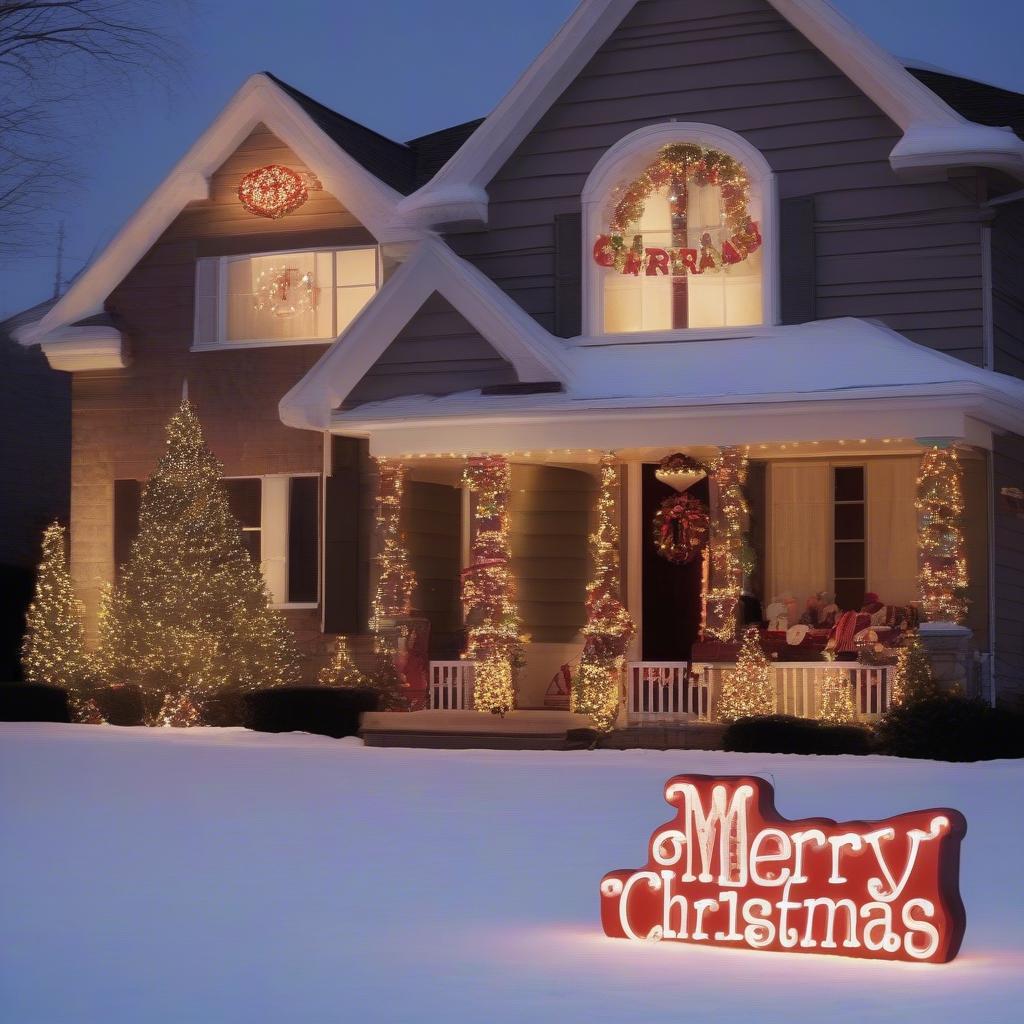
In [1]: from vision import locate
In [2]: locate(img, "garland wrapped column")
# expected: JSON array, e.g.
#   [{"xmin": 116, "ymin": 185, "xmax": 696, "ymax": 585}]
[
  {"xmin": 703, "ymin": 447, "xmax": 749, "ymax": 642},
  {"xmin": 461, "ymin": 456, "xmax": 523, "ymax": 714},
  {"xmin": 915, "ymin": 445, "xmax": 968, "ymax": 624},
  {"xmin": 572, "ymin": 455, "xmax": 636, "ymax": 732}
]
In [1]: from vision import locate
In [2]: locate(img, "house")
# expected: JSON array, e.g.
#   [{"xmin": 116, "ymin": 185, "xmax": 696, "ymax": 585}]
[
  {"xmin": 0, "ymin": 298, "xmax": 70, "ymax": 680},
  {"xmin": 13, "ymin": 0, "xmax": 1024, "ymax": 727}
]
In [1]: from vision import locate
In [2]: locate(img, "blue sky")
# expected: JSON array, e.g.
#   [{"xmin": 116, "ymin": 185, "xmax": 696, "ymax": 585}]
[{"xmin": 3, "ymin": 0, "xmax": 1022, "ymax": 320}]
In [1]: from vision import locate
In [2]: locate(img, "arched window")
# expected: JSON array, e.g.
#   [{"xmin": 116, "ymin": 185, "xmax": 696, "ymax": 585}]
[{"xmin": 582, "ymin": 124, "xmax": 776, "ymax": 336}]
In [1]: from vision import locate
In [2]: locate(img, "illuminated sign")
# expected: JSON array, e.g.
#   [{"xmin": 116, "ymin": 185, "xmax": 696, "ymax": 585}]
[{"xmin": 601, "ymin": 775, "xmax": 966, "ymax": 964}]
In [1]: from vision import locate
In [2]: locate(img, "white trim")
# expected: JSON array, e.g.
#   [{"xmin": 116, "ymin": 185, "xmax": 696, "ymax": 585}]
[
  {"xmin": 39, "ymin": 326, "xmax": 127, "ymax": 371},
  {"xmin": 580, "ymin": 121, "xmax": 779, "ymax": 336},
  {"xmin": 17, "ymin": 73, "xmax": 421, "ymax": 350},
  {"xmin": 279, "ymin": 237, "xmax": 570, "ymax": 430},
  {"xmin": 399, "ymin": 0, "xmax": 1024, "ymax": 228},
  {"xmin": 191, "ymin": 339, "xmax": 335, "ymax": 353},
  {"xmin": 624, "ymin": 460, "xmax": 643, "ymax": 661}
]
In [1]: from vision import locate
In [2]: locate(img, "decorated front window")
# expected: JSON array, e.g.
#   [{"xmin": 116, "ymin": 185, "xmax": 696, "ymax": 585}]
[
  {"xmin": 594, "ymin": 143, "xmax": 763, "ymax": 333},
  {"xmin": 223, "ymin": 246, "xmax": 379, "ymax": 344}
]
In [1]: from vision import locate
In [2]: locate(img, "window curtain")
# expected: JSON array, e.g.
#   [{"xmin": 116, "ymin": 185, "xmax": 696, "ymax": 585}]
[
  {"xmin": 767, "ymin": 463, "xmax": 830, "ymax": 603},
  {"xmin": 866, "ymin": 458, "xmax": 918, "ymax": 605}
]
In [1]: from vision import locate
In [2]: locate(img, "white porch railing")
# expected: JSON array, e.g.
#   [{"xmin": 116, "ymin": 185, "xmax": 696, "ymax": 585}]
[
  {"xmin": 691, "ymin": 661, "xmax": 893, "ymax": 724},
  {"xmin": 626, "ymin": 662, "xmax": 707, "ymax": 723},
  {"xmin": 428, "ymin": 661, "xmax": 476, "ymax": 710}
]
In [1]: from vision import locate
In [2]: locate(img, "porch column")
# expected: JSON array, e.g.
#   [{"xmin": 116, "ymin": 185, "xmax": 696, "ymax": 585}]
[
  {"xmin": 461, "ymin": 455, "xmax": 521, "ymax": 714},
  {"xmin": 704, "ymin": 446, "xmax": 749, "ymax": 643}
]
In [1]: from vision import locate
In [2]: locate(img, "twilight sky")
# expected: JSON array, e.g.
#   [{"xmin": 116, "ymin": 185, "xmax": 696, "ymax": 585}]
[{"xmin": 3, "ymin": 0, "xmax": 1022, "ymax": 320}]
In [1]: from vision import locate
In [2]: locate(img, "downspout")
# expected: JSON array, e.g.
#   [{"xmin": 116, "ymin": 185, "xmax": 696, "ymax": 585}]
[{"xmin": 986, "ymin": 446, "xmax": 997, "ymax": 706}]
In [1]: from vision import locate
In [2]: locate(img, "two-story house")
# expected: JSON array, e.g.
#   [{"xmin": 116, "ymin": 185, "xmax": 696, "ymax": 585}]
[{"xmin": 14, "ymin": 0, "xmax": 1024, "ymax": 725}]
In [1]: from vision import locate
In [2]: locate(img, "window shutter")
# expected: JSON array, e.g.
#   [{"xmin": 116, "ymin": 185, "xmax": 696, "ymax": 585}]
[
  {"xmin": 113, "ymin": 479, "xmax": 142, "ymax": 580},
  {"xmin": 554, "ymin": 210, "xmax": 583, "ymax": 338},
  {"xmin": 779, "ymin": 196, "xmax": 817, "ymax": 325},
  {"xmin": 323, "ymin": 437, "xmax": 364, "ymax": 634},
  {"xmin": 194, "ymin": 257, "xmax": 220, "ymax": 346}
]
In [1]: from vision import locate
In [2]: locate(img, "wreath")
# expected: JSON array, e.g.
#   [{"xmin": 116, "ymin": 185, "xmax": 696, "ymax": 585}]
[
  {"xmin": 594, "ymin": 143, "xmax": 761, "ymax": 275},
  {"xmin": 653, "ymin": 493, "xmax": 709, "ymax": 565}
]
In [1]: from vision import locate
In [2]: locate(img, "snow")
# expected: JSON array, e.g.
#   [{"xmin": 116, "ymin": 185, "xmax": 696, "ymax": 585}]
[{"xmin": 2, "ymin": 723, "xmax": 1022, "ymax": 1023}]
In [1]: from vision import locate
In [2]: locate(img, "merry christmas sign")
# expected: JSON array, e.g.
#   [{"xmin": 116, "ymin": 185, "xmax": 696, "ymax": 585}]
[{"xmin": 600, "ymin": 776, "xmax": 966, "ymax": 964}]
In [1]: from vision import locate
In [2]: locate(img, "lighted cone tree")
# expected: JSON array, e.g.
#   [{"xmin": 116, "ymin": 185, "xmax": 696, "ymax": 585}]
[
  {"xmin": 461, "ymin": 455, "xmax": 523, "ymax": 714},
  {"xmin": 818, "ymin": 655, "xmax": 856, "ymax": 724},
  {"xmin": 889, "ymin": 631, "xmax": 939, "ymax": 707},
  {"xmin": 97, "ymin": 399, "xmax": 300, "ymax": 724},
  {"xmin": 21, "ymin": 522, "xmax": 101, "ymax": 721},
  {"xmin": 717, "ymin": 625, "xmax": 775, "ymax": 722},
  {"xmin": 916, "ymin": 445, "xmax": 968, "ymax": 623},
  {"xmin": 317, "ymin": 636, "xmax": 368, "ymax": 687},
  {"xmin": 572, "ymin": 455, "xmax": 635, "ymax": 732},
  {"xmin": 704, "ymin": 447, "xmax": 749, "ymax": 642}
]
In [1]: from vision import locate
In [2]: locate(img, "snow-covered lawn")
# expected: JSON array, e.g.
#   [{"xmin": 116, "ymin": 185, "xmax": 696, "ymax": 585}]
[{"xmin": 2, "ymin": 724, "xmax": 1022, "ymax": 1023}]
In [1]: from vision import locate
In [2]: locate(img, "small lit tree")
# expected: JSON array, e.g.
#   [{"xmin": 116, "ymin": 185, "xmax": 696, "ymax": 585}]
[
  {"xmin": 818, "ymin": 655, "xmax": 856, "ymax": 724},
  {"xmin": 318, "ymin": 636, "xmax": 367, "ymax": 688},
  {"xmin": 890, "ymin": 631, "xmax": 939, "ymax": 707},
  {"xmin": 717, "ymin": 625, "xmax": 775, "ymax": 722},
  {"xmin": 98, "ymin": 399, "xmax": 300, "ymax": 723}
]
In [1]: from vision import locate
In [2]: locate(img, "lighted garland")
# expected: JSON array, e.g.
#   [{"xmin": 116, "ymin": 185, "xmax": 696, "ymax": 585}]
[
  {"xmin": 593, "ymin": 143, "xmax": 762, "ymax": 276},
  {"xmin": 572, "ymin": 455, "xmax": 636, "ymax": 732},
  {"xmin": 370, "ymin": 459, "xmax": 416, "ymax": 633},
  {"xmin": 915, "ymin": 446, "xmax": 968, "ymax": 624},
  {"xmin": 652, "ymin": 492, "xmax": 709, "ymax": 566},
  {"xmin": 237, "ymin": 164, "xmax": 309, "ymax": 219},
  {"xmin": 703, "ymin": 447, "xmax": 750, "ymax": 642},
  {"xmin": 461, "ymin": 456, "xmax": 524, "ymax": 714}
]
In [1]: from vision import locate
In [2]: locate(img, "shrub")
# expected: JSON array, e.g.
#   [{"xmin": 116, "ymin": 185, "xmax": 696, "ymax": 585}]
[
  {"xmin": 876, "ymin": 696, "xmax": 1024, "ymax": 762},
  {"xmin": 0, "ymin": 683, "xmax": 71, "ymax": 723},
  {"xmin": 243, "ymin": 686, "xmax": 381, "ymax": 739},
  {"xmin": 92, "ymin": 683, "xmax": 147, "ymax": 726},
  {"xmin": 200, "ymin": 689, "xmax": 247, "ymax": 727},
  {"xmin": 723, "ymin": 714, "xmax": 873, "ymax": 756}
]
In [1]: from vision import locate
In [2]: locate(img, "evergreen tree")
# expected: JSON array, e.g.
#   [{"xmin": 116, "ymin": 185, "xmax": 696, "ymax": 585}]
[
  {"xmin": 97, "ymin": 399, "xmax": 300, "ymax": 719},
  {"xmin": 717, "ymin": 626, "xmax": 775, "ymax": 722},
  {"xmin": 317, "ymin": 636, "xmax": 367, "ymax": 687},
  {"xmin": 818, "ymin": 656, "xmax": 856, "ymax": 724},
  {"xmin": 890, "ymin": 631, "xmax": 939, "ymax": 707},
  {"xmin": 21, "ymin": 522, "xmax": 94, "ymax": 693}
]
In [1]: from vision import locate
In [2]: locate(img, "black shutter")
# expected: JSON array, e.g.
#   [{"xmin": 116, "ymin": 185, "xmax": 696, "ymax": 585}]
[
  {"xmin": 554, "ymin": 210, "xmax": 583, "ymax": 338},
  {"xmin": 113, "ymin": 479, "xmax": 142, "ymax": 580},
  {"xmin": 322, "ymin": 437, "xmax": 364, "ymax": 634},
  {"xmin": 779, "ymin": 196, "xmax": 817, "ymax": 325},
  {"xmin": 287, "ymin": 476, "xmax": 319, "ymax": 604}
]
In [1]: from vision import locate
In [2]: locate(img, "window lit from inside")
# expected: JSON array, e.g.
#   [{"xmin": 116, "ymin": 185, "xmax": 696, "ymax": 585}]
[
  {"xmin": 224, "ymin": 247, "xmax": 378, "ymax": 344},
  {"xmin": 599, "ymin": 150, "xmax": 763, "ymax": 333}
]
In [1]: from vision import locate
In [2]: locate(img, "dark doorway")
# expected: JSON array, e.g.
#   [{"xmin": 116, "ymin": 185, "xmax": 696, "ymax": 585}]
[{"xmin": 641, "ymin": 465, "xmax": 709, "ymax": 661}]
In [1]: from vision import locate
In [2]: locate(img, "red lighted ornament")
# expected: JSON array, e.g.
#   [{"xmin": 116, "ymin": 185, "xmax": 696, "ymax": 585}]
[
  {"xmin": 237, "ymin": 164, "xmax": 309, "ymax": 219},
  {"xmin": 601, "ymin": 775, "xmax": 966, "ymax": 964}
]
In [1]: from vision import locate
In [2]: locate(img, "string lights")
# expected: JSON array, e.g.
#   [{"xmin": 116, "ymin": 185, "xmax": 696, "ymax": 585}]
[
  {"xmin": 317, "ymin": 635, "xmax": 368, "ymax": 688},
  {"xmin": 704, "ymin": 446, "xmax": 749, "ymax": 643},
  {"xmin": 889, "ymin": 631, "xmax": 938, "ymax": 708},
  {"xmin": 237, "ymin": 164, "xmax": 309, "ymax": 219},
  {"xmin": 716, "ymin": 625, "xmax": 775, "ymax": 722},
  {"xmin": 572, "ymin": 455, "xmax": 636, "ymax": 732},
  {"xmin": 817, "ymin": 654, "xmax": 856, "ymax": 724},
  {"xmin": 461, "ymin": 455, "xmax": 524, "ymax": 714},
  {"xmin": 915, "ymin": 446, "xmax": 968, "ymax": 624}
]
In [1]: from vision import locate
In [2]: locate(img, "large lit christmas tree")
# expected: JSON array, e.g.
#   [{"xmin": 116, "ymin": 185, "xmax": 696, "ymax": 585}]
[
  {"xmin": 21, "ymin": 523, "xmax": 98, "ymax": 717},
  {"xmin": 572, "ymin": 455, "xmax": 635, "ymax": 732},
  {"xmin": 97, "ymin": 399, "xmax": 300, "ymax": 723},
  {"xmin": 717, "ymin": 625, "xmax": 775, "ymax": 721}
]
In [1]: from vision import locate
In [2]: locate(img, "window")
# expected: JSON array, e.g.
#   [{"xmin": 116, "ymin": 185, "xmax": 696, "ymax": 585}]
[
  {"xmin": 583, "ymin": 124, "xmax": 774, "ymax": 336},
  {"xmin": 195, "ymin": 247, "xmax": 379, "ymax": 347},
  {"xmin": 833, "ymin": 466, "xmax": 865, "ymax": 611},
  {"xmin": 224, "ymin": 475, "xmax": 321, "ymax": 606}
]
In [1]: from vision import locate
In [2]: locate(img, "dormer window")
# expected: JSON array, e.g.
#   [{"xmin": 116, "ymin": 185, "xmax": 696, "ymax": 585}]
[
  {"xmin": 194, "ymin": 245, "xmax": 380, "ymax": 349},
  {"xmin": 582, "ymin": 124, "xmax": 776, "ymax": 336}
]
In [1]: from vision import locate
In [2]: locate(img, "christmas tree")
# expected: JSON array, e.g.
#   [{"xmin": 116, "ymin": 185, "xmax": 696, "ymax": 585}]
[
  {"xmin": 97, "ymin": 399, "xmax": 300, "ymax": 721},
  {"xmin": 889, "ymin": 631, "xmax": 938, "ymax": 707},
  {"xmin": 818, "ymin": 656, "xmax": 856, "ymax": 724},
  {"xmin": 318, "ymin": 636, "xmax": 368, "ymax": 687},
  {"xmin": 21, "ymin": 522, "xmax": 102, "ymax": 721},
  {"xmin": 717, "ymin": 626, "xmax": 775, "ymax": 722},
  {"xmin": 572, "ymin": 456, "xmax": 635, "ymax": 732}
]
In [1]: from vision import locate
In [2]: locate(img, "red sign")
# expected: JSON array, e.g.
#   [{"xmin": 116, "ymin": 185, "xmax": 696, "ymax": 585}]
[{"xmin": 601, "ymin": 776, "xmax": 966, "ymax": 964}]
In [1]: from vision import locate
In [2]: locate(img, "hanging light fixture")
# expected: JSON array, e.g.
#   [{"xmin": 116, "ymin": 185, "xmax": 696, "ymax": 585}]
[{"xmin": 655, "ymin": 452, "xmax": 707, "ymax": 492}]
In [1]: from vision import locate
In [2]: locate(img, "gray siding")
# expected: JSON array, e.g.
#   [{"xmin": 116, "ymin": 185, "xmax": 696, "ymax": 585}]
[
  {"xmin": 992, "ymin": 203, "xmax": 1024, "ymax": 379},
  {"xmin": 450, "ymin": 0, "xmax": 985, "ymax": 365},
  {"xmin": 993, "ymin": 433, "xmax": 1024, "ymax": 704},
  {"xmin": 344, "ymin": 291, "xmax": 517, "ymax": 407}
]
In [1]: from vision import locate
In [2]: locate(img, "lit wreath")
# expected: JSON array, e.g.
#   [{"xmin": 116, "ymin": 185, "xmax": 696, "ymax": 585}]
[
  {"xmin": 253, "ymin": 265, "xmax": 316, "ymax": 319},
  {"xmin": 237, "ymin": 164, "xmax": 309, "ymax": 219},
  {"xmin": 652, "ymin": 493, "xmax": 710, "ymax": 566}
]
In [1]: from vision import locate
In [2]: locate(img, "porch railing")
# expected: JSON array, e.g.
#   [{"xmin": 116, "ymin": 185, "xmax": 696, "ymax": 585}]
[
  {"xmin": 428, "ymin": 661, "xmax": 475, "ymax": 710},
  {"xmin": 625, "ymin": 662, "xmax": 709, "ymax": 723},
  {"xmin": 691, "ymin": 661, "xmax": 893, "ymax": 724}
]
